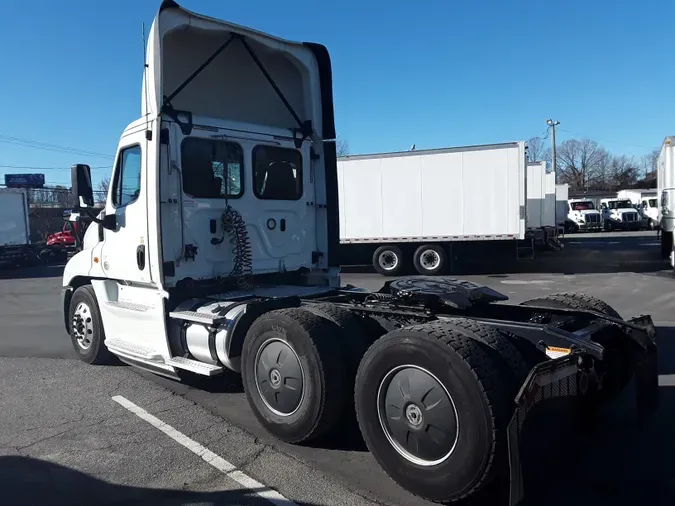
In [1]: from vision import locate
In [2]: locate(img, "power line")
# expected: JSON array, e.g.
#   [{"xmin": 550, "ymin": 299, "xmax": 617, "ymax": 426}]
[
  {"xmin": 0, "ymin": 164, "xmax": 109, "ymax": 171},
  {"xmin": 556, "ymin": 127, "xmax": 658, "ymax": 150},
  {"xmin": 0, "ymin": 133, "xmax": 115, "ymax": 159}
]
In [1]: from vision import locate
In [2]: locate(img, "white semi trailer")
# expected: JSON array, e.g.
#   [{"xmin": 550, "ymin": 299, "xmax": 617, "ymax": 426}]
[
  {"xmin": 62, "ymin": 3, "xmax": 659, "ymax": 505},
  {"xmin": 526, "ymin": 161, "xmax": 560, "ymax": 249},
  {"xmin": 0, "ymin": 188, "xmax": 66, "ymax": 266},
  {"xmin": 657, "ymin": 136, "xmax": 675, "ymax": 262},
  {"xmin": 337, "ymin": 142, "xmax": 535, "ymax": 275}
]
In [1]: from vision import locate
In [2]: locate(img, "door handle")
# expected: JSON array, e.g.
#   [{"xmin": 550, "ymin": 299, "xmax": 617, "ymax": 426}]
[{"xmin": 136, "ymin": 245, "xmax": 146, "ymax": 270}]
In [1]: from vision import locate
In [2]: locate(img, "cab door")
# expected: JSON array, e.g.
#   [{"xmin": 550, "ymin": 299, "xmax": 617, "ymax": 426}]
[{"xmin": 100, "ymin": 129, "xmax": 151, "ymax": 284}]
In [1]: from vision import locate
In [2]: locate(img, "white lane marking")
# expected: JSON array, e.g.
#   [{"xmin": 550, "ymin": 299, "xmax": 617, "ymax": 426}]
[
  {"xmin": 112, "ymin": 395, "xmax": 297, "ymax": 506},
  {"xmin": 659, "ymin": 375, "xmax": 675, "ymax": 387},
  {"xmin": 500, "ymin": 280, "xmax": 551, "ymax": 285}
]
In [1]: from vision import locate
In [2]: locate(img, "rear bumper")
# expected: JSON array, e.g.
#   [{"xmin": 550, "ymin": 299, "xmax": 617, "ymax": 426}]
[{"xmin": 507, "ymin": 315, "xmax": 658, "ymax": 506}]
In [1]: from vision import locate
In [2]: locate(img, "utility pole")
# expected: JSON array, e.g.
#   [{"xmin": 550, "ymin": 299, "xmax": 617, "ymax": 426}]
[{"xmin": 546, "ymin": 119, "xmax": 560, "ymax": 182}]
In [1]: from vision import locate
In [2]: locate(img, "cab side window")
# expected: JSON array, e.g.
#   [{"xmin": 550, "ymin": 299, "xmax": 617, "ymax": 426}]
[{"xmin": 112, "ymin": 145, "xmax": 142, "ymax": 207}]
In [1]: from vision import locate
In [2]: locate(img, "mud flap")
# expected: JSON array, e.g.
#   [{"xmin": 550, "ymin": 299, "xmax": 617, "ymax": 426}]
[
  {"xmin": 507, "ymin": 316, "xmax": 659, "ymax": 506},
  {"xmin": 507, "ymin": 356, "xmax": 580, "ymax": 506}
]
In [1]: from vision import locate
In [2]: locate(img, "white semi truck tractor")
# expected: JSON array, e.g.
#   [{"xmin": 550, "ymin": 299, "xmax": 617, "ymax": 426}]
[{"xmin": 62, "ymin": 3, "xmax": 659, "ymax": 505}]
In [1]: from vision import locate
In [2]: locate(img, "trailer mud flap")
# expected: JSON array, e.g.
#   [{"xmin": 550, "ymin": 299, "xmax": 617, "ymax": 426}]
[{"xmin": 507, "ymin": 356, "xmax": 579, "ymax": 506}]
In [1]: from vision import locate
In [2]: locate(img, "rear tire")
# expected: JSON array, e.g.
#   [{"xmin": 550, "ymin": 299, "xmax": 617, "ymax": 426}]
[
  {"xmin": 372, "ymin": 245, "xmax": 404, "ymax": 276},
  {"xmin": 68, "ymin": 285, "xmax": 115, "ymax": 365},
  {"xmin": 520, "ymin": 292, "xmax": 621, "ymax": 319},
  {"xmin": 440, "ymin": 318, "xmax": 530, "ymax": 395},
  {"xmin": 241, "ymin": 308, "xmax": 348, "ymax": 444},
  {"xmin": 412, "ymin": 244, "xmax": 446, "ymax": 275},
  {"xmin": 520, "ymin": 293, "xmax": 631, "ymax": 401},
  {"xmin": 303, "ymin": 303, "xmax": 383, "ymax": 423},
  {"xmin": 355, "ymin": 322, "xmax": 508, "ymax": 504}
]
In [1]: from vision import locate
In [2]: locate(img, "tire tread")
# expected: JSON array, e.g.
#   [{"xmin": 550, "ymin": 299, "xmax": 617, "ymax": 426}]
[
  {"xmin": 245, "ymin": 307, "xmax": 347, "ymax": 443},
  {"xmin": 357, "ymin": 322, "xmax": 508, "ymax": 503}
]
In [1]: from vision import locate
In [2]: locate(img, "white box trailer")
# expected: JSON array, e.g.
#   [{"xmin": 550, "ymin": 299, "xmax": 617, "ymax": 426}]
[
  {"xmin": 337, "ymin": 141, "xmax": 531, "ymax": 275},
  {"xmin": 657, "ymin": 136, "xmax": 675, "ymax": 260},
  {"xmin": 0, "ymin": 188, "xmax": 30, "ymax": 249},
  {"xmin": 0, "ymin": 187, "xmax": 67, "ymax": 266},
  {"xmin": 555, "ymin": 183, "xmax": 569, "ymax": 231},
  {"xmin": 525, "ymin": 162, "xmax": 561, "ymax": 250}
]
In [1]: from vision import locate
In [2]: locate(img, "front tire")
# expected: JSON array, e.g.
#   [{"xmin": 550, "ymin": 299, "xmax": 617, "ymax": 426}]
[
  {"xmin": 68, "ymin": 285, "xmax": 115, "ymax": 365},
  {"xmin": 241, "ymin": 308, "xmax": 348, "ymax": 444},
  {"xmin": 355, "ymin": 323, "xmax": 508, "ymax": 503}
]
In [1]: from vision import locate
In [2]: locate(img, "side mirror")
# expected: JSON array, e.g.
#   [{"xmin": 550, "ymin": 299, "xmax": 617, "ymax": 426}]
[{"xmin": 71, "ymin": 164, "xmax": 95, "ymax": 208}]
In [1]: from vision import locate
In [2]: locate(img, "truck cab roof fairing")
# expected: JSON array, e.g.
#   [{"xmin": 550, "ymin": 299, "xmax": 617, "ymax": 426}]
[{"xmin": 141, "ymin": 1, "xmax": 335, "ymax": 140}]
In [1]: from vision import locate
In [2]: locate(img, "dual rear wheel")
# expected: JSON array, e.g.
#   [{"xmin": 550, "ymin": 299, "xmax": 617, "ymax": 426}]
[
  {"xmin": 241, "ymin": 306, "xmax": 535, "ymax": 503},
  {"xmin": 372, "ymin": 243, "xmax": 447, "ymax": 276}
]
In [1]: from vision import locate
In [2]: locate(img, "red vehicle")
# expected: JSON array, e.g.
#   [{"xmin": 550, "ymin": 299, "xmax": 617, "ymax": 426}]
[{"xmin": 46, "ymin": 220, "xmax": 88, "ymax": 250}]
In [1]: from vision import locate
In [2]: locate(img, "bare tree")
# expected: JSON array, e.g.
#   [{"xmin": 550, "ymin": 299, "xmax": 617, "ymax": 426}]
[
  {"xmin": 336, "ymin": 137, "xmax": 349, "ymax": 157},
  {"xmin": 608, "ymin": 154, "xmax": 639, "ymax": 189},
  {"xmin": 641, "ymin": 148, "xmax": 659, "ymax": 179},
  {"xmin": 556, "ymin": 138, "xmax": 608, "ymax": 191},
  {"xmin": 98, "ymin": 175, "xmax": 111, "ymax": 196}
]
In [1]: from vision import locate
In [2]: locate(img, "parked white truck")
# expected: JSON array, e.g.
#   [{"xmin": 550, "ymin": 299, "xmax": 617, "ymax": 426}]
[
  {"xmin": 616, "ymin": 189, "xmax": 658, "ymax": 230},
  {"xmin": 337, "ymin": 142, "xmax": 536, "ymax": 275},
  {"xmin": 657, "ymin": 136, "xmax": 675, "ymax": 261},
  {"xmin": 62, "ymin": 3, "xmax": 659, "ymax": 505},
  {"xmin": 565, "ymin": 198, "xmax": 603, "ymax": 232},
  {"xmin": 599, "ymin": 197, "xmax": 642, "ymax": 231}
]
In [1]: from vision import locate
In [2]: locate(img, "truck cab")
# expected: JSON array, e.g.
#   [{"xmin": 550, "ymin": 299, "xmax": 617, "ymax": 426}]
[
  {"xmin": 638, "ymin": 197, "xmax": 659, "ymax": 230},
  {"xmin": 566, "ymin": 198, "xmax": 602, "ymax": 232},
  {"xmin": 599, "ymin": 198, "xmax": 641, "ymax": 231}
]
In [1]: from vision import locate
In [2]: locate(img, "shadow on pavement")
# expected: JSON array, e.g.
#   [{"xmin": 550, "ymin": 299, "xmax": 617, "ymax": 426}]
[
  {"xmin": 0, "ymin": 455, "xmax": 318, "ymax": 506},
  {"xmin": 0, "ymin": 263, "xmax": 65, "ymax": 280},
  {"xmin": 657, "ymin": 326, "xmax": 675, "ymax": 376}
]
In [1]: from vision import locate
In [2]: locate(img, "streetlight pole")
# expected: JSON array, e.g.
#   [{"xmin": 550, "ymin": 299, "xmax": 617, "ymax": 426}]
[{"xmin": 546, "ymin": 119, "xmax": 560, "ymax": 182}]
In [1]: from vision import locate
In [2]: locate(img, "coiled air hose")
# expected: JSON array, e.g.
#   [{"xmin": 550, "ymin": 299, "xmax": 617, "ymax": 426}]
[{"xmin": 212, "ymin": 205, "xmax": 253, "ymax": 289}]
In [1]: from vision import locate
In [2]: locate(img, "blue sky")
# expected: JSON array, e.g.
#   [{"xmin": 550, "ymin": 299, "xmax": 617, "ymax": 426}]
[{"xmin": 1, "ymin": 0, "xmax": 673, "ymax": 187}]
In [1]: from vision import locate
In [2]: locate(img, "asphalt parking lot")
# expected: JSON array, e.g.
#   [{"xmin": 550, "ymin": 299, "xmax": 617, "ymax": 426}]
[{"xmin": 1, "ymin": 230, "xmax": 674, "ymax": 506}]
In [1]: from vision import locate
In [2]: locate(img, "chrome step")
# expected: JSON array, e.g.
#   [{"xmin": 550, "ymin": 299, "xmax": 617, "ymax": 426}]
[
  {"xmin": 169, "ymin": 310, "xmax": 227, "ymax": 325},
  {"xmin": 105, "ymin": 337, "xmax": 163, "ymax": 361},
  {"xmin": 166, "ymin": 356, "xmax": 223, "ymax": 376}
]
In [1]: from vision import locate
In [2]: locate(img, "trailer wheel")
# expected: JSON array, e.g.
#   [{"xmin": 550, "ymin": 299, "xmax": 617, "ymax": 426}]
[
  {"xmin": 241, "ymin": 308, "xmax": 348, "ymax": 444},
  {"xmin": 412, "ymin": 244, "xmax": 446, "ymax": 275},
  {"xmin": 372, "ymin": 245, "xmax": 404, "ymax": 276},
  {"xmin": 355, "ymin": 323, "xmax": 508, "ymax": 503},
  {"xmin": 68, "ymin": 285, "xmax": 115, "ymax": 365}
]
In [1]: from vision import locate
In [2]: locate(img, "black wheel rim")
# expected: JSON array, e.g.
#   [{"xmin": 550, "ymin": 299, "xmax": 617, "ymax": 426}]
[
  {"xmin": 254, "ymin": 338, "xmax": 304, "ymax": 416},
  {"xmin": 377, "ymin": 365, "xmax": 459, "ymax": 466}
]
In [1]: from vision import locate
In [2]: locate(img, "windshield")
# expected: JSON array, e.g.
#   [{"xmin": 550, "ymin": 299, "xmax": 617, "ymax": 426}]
[
  {"xmin": 571, "ymin": 201, "xmax": 595, "ymax": 211},
  {"xmin": 607, "ymin": 200, "xmax": 633, "ymax": 210},
  {"xmin": 649, "ymin": 199, "xmax": 658, "ymax": 208}
]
